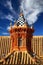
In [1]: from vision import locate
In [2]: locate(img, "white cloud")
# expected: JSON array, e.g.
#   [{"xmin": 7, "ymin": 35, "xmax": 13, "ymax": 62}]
[
  {"xmin": 4, "ymin": 0, "xmax": 18, "ymax": 15},
  {"xmin": 5, "ymin": 14, "xmax": 14, "ymax": 21},
  {"xmin": 2, "ymin": 32, "xmax": 9, "ymax": 35},
  {"xmin": 7, "ymin": 26, "xmax": 10, "ymax": 30},
  {"xmin": 5, "ymin": 0, "xmax": 13, "ymax": 10},
  {"xmin": 1, "ymin": 14, "xmax": 14, "ymax": 21},
  {"xmin": 0, "ymin": 0, "xmax": 18, "ymax": 21},
  {"xmin": 21, "ymin": 0, "xmax": 43, "ymax": 25}
]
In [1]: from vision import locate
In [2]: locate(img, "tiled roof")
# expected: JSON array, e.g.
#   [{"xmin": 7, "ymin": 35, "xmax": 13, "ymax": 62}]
[{"xmin": 0, "ymin": 51, "xmax": 42, "ymax": 65}]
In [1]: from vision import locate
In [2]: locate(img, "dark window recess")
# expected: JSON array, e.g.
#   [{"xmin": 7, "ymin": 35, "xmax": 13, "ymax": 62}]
[
  {"xmin": 15, "ymin": 29, "xmax": 17, "ymax": 32},
  {"xmin": 24, "ymin": 29, "xmax": 26, "ymax": 32},
  {"xmin": 18, "ymin": 37, "xmax": 22, "ymax": 47}
]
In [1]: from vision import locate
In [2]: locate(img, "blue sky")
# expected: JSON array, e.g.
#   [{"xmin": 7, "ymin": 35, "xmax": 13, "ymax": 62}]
[{"xmin": 0, "ymin": 0, "xmax": 43, "ymax": 36}]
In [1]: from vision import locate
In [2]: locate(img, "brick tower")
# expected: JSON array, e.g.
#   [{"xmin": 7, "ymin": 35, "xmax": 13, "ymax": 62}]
[{"xmin": 9, "ymin": 13, "xmax": 34, "ymax": 52}]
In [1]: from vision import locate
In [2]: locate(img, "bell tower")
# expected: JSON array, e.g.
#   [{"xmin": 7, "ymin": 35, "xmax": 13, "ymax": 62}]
[{"xmin": 9, "ymin": 13, "xmax": 34, "ymax": 52}]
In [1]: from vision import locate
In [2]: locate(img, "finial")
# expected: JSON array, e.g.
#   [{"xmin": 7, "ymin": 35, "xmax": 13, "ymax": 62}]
[
  {"xmin": 20, "ymin": 9, "xmax": 24, "ymax": 16},
  {"xmin": 31, "ymin": 22, "xmax": 33, "ymax": 29},
  {"xmin": 20, "ymin": 6, "xmax": 23, "ymax": 12},
  {"xmin": 10, "ymin": 21, "xmax": 12, "ymax": 26},
  {"xmin": 10, "ymin": 21, "xmax": 12, "ymax": 29}
]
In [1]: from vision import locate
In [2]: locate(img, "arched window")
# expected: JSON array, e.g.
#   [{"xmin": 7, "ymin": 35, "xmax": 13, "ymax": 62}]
[{"xmin": 18, "ymin": 37, "xmax": 22, "ymax": 47}]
